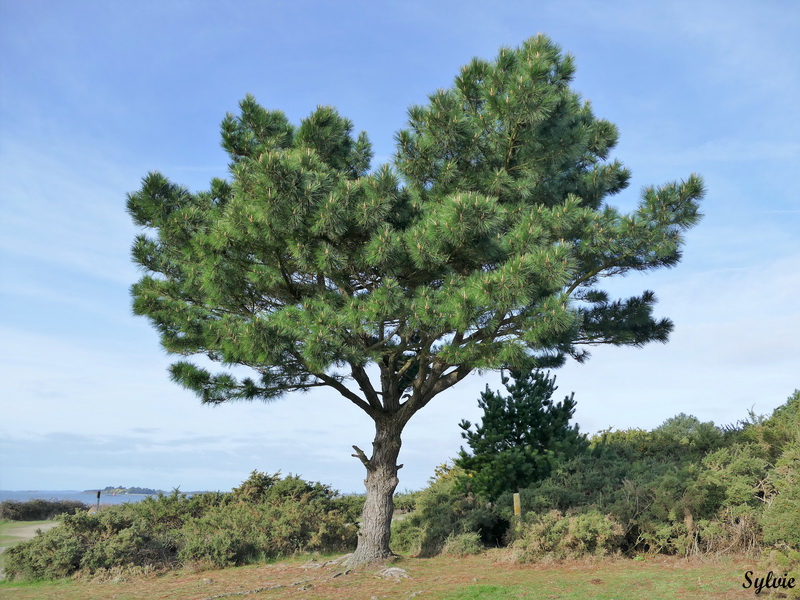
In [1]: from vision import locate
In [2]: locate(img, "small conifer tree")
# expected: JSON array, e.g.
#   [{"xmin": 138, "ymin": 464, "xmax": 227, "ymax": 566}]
[{"xmin": 457, "ymin": 370, "xmax": 587, "ymax": 499}]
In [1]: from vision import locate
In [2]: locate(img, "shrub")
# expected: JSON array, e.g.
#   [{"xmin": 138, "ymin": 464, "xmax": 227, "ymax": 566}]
[
  {"xmin": 761, "ymin": 548, "xmax": 800, "ymax": 599},
  {"xmin": 390, "ymin": 518, "xmax": 423, "ymax": 555},
  {"xmin": 498, "ymin": 395, "xmax": 800, "ymax": 558},
  {"xmin": 741, "ymin": 390, "xmax": 800, "ymax": 463},
  {"xmin": 0, "ymin": 499, "xmax": 89, "ymax": 520},
  {"xmin": 3, "ymin": 522, "xmax": 84, "ymax": 580},
  {"xmin": 696, "ymin": 508, "xmax": 762, "ymax": 555},
  {"xmin": 441, "ymin": 532, "xmax": 484, "ymax": 556},
  {"xmin": 761, "ymin": 442, "xmax": 800, "ymax": 549},
  {"xmin": 332, "ymin": 494, "xmax": 365, "ymax": 522},
  {"xmin": 390, "ymin": 466, "xmax": 507, "ymax": 557},
  {"xmin": 2, "ymin": 473, "xmax": 358, "ymax": 581},
  {"xmin": 179, "ymin": 496, "xmax": 356, "ymax": 567},
  {"xmin": 3, "ymin": 504, "xmax": 182, "ymax": 580},
  {"xmin": 394, "ymin": 490, "xmax": 421, "ymax": 513},
  {"xmin": 512, "ymin": 509, "xmax": 624, "ymax": 561}
]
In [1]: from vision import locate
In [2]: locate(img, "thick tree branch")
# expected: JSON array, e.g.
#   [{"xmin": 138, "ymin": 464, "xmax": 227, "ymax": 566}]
[
  {"xmin": 350, "ymin": 364, "xmax": 382, "ymax": 410},
  {"xmin": 315, "ymin": 372, "xmax": 377, "ymax": 417},
  {"xmin": 425, "ymin": 364, "xmax": 471, "ymax": 401},
  {"xmin": 380, "ymin": 355, "xmax": 402, "ymax": 412},
  {"xmin": 564, "ymin": 259, "xmax": 619, "ymax": 297},
  {"xmin": 401, "ymin": 362, "xmax": 471, "ymax": 423},
  {"xmin": 351, "ymin": 445, "xmax": 372, "ymax": 470},
  {"xmin": 396, "ymin": 355, "xmax": 416, "ymax": 379}
]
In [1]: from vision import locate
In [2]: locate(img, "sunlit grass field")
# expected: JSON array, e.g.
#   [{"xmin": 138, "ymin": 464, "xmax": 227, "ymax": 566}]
[{"xmin": 0, "ymin": 550, "xmax": 759, "ymax": 600}]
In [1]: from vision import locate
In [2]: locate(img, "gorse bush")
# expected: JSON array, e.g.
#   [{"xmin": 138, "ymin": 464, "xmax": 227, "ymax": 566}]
[
  {"xmin": 762, "ymin": 548, "xmax": 800, "ymax": 599},
  {"xmin": 761, "ymin": 441, "xmax": 800, "ymax": 548},
  {"xmin": 5, "ymin": 392, "xmax": 797, "ymax": 578},
  {"xmin": 3, "ymin": 473, "xmax": 357, "ymax": 581},
  {"xmin": 512, "ymin": 509, "xmax": 624, "ymax": 561},
  {"xmin": 0, "ymin": 498, "xmax": 89, "ymax": 520},
  {"xmin": 394, "ymin": 490, "xmax": 421, "ymax": 513},
  {"xmin": 506, "ymin": 390, "xmax": 800, "ymax": 559},
  {"xmin": 179, "ymin": 491, "xmax": 356, "ymax": 567},
  {"xmin": 3, "ymin": 492, "xmax": 217, "ymax": 580},
  {"xmin": 390, "ymin": 465, "xmax": 505, "ymax": 557},
  {"xmin": 395, "ymin": 390, "xmax": 799, "ymax": 562},
  {"xmin": 441, "ymin": 532, "xmax": 484, "ymax": 556}
]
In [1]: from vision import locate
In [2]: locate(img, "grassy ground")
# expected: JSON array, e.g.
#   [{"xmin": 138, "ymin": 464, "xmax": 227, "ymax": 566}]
[{"xmin": 0, "ymin": 550, "xmax": 761, "ymax": 600}]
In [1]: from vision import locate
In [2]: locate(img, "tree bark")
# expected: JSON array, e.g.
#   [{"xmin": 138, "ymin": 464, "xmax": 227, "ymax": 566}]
[{"xmin": 346, "ymin": 416, "xmax": 404, "ymax": 567}]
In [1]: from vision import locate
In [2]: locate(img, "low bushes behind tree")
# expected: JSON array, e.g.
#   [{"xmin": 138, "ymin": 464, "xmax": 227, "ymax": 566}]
[
  {"xmin": 0, "ymin": 499, "xmax": 89, "ymax": 521},
  {"xmin": 3, "ymin": 472, "xmax": 357, "ymax": 581},
  {"xmin": 393, "ymin": 389, "xmax": 800, "ymax": 563},
  {"xmin": 5, "ymin": 390, "xmax": 797, "ymax": 580}
]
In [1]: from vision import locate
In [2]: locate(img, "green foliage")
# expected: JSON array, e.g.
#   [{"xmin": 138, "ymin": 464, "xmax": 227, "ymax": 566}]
[
  {"xmin": 741, "ymin": 390, "xmax": 800, "ymax": 461},
  {"xmin": 2, "ymin": 473, "xmax": 356, "ymax": 581},
  {"xmin": 456, "ymin": 369, "xmax": 587, "ymax": 498},
  {"xmin": 512, "ymin": 509, "xmax": 624, "ymax": 560},
  {"xmin": 231, "ymin": 470, "xmax": 339, "ymax": 504},
  {"xmin": 127, "ymin": 34, "xmax": 703, "ymax": 561},
  {"xmin": 230, "ymin": 470, "xmax": 281, "ymax": 500},
  {"xmin": 652, "ymin": 413, "xmax": 726, "ymax": 456},
  {"xmin": 127, "ymin": 33, "xmax": 703, "ymax": 429},
  {"xmin": 2, "ymin": 523, "xmax": 83, "ymax": 580},
  {"xmin": 512, "ymin": 390, "xmax": 799, "ymax": 559},
  {"xmin": 441, "ymin": 532, "xmax": 484, "ymax": 556},
  {"xmin": 761, "ymin": 441, "xmax": 800, "ymax": 548},
  {"xmin": 0, "ymin": 499, "xmax": 89, "ymax": 521},
  {"xmin": 762, "ymin": 548, "xmax": 800, "ymax": 599},
  {"xmin": 390, "ymin": 466, "xmax": 506, "ymax": 557},
  {"xmin": 178, "ymin": 496, "xmax": 355, "ymax": 567},
  {"xmin": 332, "ymin": 494, "xmax": 366, "ymax": 522},
  {"xmin": 393, "ymin": 490, "xmax": 421, "ymax": 513},
  {"xmin": 700, "ymin": 444, "xmax": 771, "ymax": 508}
]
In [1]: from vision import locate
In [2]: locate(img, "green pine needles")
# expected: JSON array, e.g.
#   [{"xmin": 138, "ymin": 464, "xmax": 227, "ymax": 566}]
[
  {"xmin": 127, "ymin": 34, "xmax": 704, "ymax": 562},
  {"xmin": 457, "ymin": 370, "xmax": 588, "ymax": 499},
  {"xmin": 128, "ymin": 35, "xmax": 703, "ymax": 412}
]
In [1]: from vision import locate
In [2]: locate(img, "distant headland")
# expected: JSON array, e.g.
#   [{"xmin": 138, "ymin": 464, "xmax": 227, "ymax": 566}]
[{"xmin": 84, "ymin": 486, "xmax": 163, "ymax": 495}]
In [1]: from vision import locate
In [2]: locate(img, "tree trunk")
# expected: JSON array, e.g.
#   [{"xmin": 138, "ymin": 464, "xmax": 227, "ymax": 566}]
[{"xmin": 346, "ymin": 416, "xmax": 403, "ymax": 567}]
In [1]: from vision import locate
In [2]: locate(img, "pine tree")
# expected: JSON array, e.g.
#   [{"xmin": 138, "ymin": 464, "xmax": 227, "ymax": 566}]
[
  {"xmin": 126, "ymin": 35, "xmax": 703, "ymax": 565},
  {"xmin": 456, "ymin": 370, "xmax": 587, "ymax": 499}
]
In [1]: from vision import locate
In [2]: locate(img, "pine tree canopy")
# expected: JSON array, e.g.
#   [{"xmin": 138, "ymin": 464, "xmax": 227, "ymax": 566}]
[{"xmin": 127, "ymin": 34, "xmax": 703, "ymax": 424}]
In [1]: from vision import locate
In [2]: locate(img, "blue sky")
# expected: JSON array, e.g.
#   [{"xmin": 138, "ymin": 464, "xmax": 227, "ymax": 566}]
[{"xmin": 1, "ymin": 0, "xmax": 798, "ymax": 494}]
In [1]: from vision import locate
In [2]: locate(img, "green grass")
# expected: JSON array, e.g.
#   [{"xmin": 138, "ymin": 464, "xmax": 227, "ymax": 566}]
[
  {"xmin": 443, "ymin": 585, "xmax": 522, "ymax": 599},
  {"xmin": 0, "ymin": 551, "xmax": 760, "ymax": 600},
  {"xmin": 0, "ymin": 578, "xmax": 72, "ymax": 598},
  {"xmin": 0, "ymin": 520, "xmax": 54, "ymax": 532},
  {"xmin": 0, "ymin": 520, "xmax": 56, "ymax": 544}
]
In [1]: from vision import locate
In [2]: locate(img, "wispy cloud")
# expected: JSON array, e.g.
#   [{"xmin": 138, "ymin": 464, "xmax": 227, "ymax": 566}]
[{"xmin": 0, "ymin": 138, "xmax": 141, "ymax": 286}]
